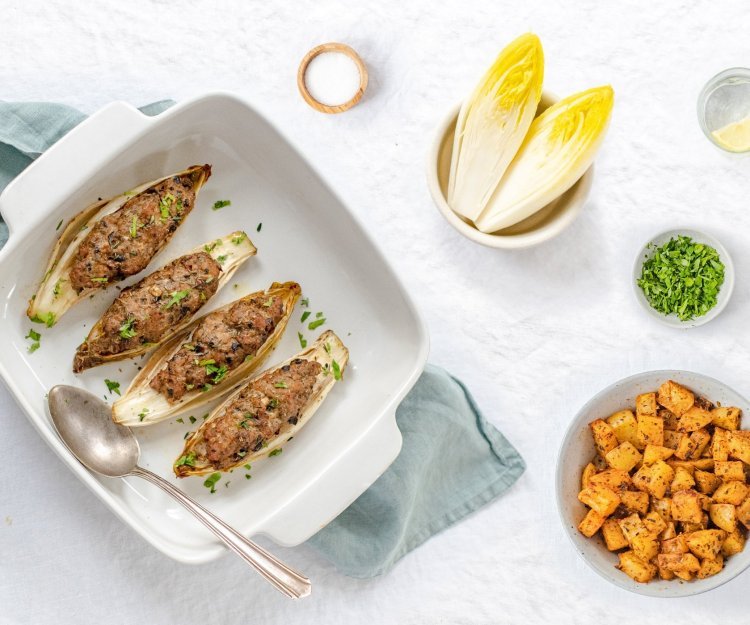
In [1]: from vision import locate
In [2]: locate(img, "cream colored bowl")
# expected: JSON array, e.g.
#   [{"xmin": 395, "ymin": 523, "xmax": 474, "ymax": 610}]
[{"xmin": 427, "ymin": 93, "xmax": 594, "ymax": 249}]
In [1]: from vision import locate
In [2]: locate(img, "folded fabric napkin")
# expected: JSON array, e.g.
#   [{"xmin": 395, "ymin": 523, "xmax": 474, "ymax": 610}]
[{"xmin": 0, "ymin": 101, "xmax": 525, "ymax": 578}]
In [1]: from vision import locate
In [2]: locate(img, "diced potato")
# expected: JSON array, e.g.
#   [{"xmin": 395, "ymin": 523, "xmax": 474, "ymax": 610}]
[
  {"xmin": 606, "ymin": 442, "xmax": 643, "ymax": 472},
  {"xmin": 621, "ymin": 490, "xmax": 650, "ymax": 515},
  {"xmin": 659, "ymin": 409, "xmax": 680, "ymax": 430},
  {"xmin": 618, "ymin": 550, "xmax": 657, "ymax": 583},
  {"xmin": 697, "ymin": 555, "xmax": 724, "ymax": 579},
  {"xmin": 662, "ymin": 430, "xmax": 682, "ymax": 450},
  {"xmin": 581, "ymin": 462, "xmax": 597, "ymax": 490},
  {"xmin": 713, "ymin": 481, "xmax": 749, "ymax": 505},
  {"xmin": 712, "ymin": 406, "xmax": 741, "ymax": 431},
  {"xmin": 643, "ymin": 510, "xmax": 667, "ymax": 536},
  {"xmin": 674, "ymin": 571, "xmax": 694, "ymax": 581},
  {"xmin": 589, "ymin": 419, "xmax": 618, "ymax": 457},
  {"xmin": 736, "ymin": 496, "xmax": 750, "ymax": 530},
  {"xmin": 578, "ymin": 485, "xmax": 621, "ymax": 517},
  {"xmin": 636, "ymin": 392, "xmax": 658, "ymax": 417},
  {"xmin": 637, "ymin": 414, "xmax": 664, "ymax": 448},
  {"xmin": 712, "ymin": 428, "xmax": 730, "ymax": 462},
  {"xmin": 619, "ymin": 513, "xmax": 647, "ymax": 543},
  {"xmin": 670, "ymin": 466, "xmax": 695, "ymax": 492},
  {"xmin": 715, "ymin": 461, "xmax": 746, "ymax": 483},
  {"xmin": 632, "ymin": 533, "xmax": 659, "ymax": 562},
  {"xmin": 667, "ymin": 459, "xmax": 695, "ymax": 475},
  {"xmin": 658, "ymin": 565, "xmax": 675, "ymax": 580},
  {"xmin": 602, "ymin": 517, "xmax": 629, "ymax": 551},
  {"xmin": 671, "ymin": 489, "xmax": 704, "ymax": 523},
  {"xmin": 709, "ymin": 503, "xmax": 737, "ymax": 532},
  {"xmin": 643, "ymin": 444, "xmax": 675, "ymax": 465},
  {"xmin": 657, "ymin": 380, "xmax": 695, "ymax": 417},
  {"xmin": 728, "ymin": 431, "xmax": 750, "ymax": 465},
  {"xmin": 661, "ymin": 534, "xmax": 688, "ymax": 554},
  {"xmin": 661, "ymin": 521, "xmax": 677, "ymax": 540},
  {"xmin": 674, "ymin": 429, "xmax": 711, "ymax": 461},
  {"xmin": 578, "ymin": 508, "xmax": 605, "ymax": 537},
  {"xmin": 651, "ymin": 497, "xmax": 672, "ymax": 523},
  {"xmin": 680, "ymin": 518, "xmax": 709, "ymax": 533},
  {"xmin": 589, "ymin": 469, "xmax": 632, "ymax": 493},
  {"xmin": 695, "ymin": 469, "xmax": 722, "ymax": 495},
  {"xmin": 633, "ymin": 460, "xmax": 674, "ymax": 499},
  {"xmin": 722, "ymin": 527, "xmax": 746, "ymax": 556},
  {"xmin": 684, "ymin": 529, "xmax": 727, "ymax": 559},
  {"xmin": 657, "ymin": 552, "xmax": 701, "ymax": 574},
  {"xmin": 678, "ymin": 406, "xmax": 713, "ymax": 432},
  {"xmin": 607, "ymin": 410, "xmax": 640, "ymax": 447}
]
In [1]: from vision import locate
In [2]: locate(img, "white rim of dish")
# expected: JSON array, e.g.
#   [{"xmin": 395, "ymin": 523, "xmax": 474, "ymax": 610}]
[
  {"xmin": 425, "ymin": 99, "xmax": 594, "ymax": 249},
  {"xmin": 632, "ymin": 228, "xmax": 735, "ymax": 329},
  {"xmin": 555, "ymin": 369, "xmax": 750, "ymax": 597}
]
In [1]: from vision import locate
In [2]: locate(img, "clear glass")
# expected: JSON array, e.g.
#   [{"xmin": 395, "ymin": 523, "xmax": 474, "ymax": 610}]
[{"xmin": 698, "ymin": 67, "xmax": 750, "ymax": 153}]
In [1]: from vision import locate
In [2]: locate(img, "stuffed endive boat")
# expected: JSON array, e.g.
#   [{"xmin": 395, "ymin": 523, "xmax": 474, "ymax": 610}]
[
  {"xmin": 28, "ymin": 164, "xmax": 212, "ymax": 327},
  {"xmin": 173, "ymin": 330, "xmax": 349, "ymax": 477},
  {"xmin": 73, "ymin": 231, "xmax": 256, "ymax": 373},
  {"xmin": 112, "ymin": 281, "xmax": 301, "ymax": 425}
]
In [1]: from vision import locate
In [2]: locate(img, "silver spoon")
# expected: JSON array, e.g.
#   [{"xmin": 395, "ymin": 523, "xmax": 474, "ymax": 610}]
[{"xmin": 48, "ymin": 384, "xmax": 312, "ymax": 599}]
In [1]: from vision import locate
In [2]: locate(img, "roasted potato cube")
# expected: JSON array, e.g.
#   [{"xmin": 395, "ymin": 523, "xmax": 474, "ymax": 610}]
[
  {"xmin": 678, "ymin": 406, "xmax": 713, "ymax": 432},
  {"xmin": 659, "ymin": 408, "xmax": 680, "ymax": 430},
  {"xmin": 618, "ymin": 513, "xmax": 659, "ymax": 561},
  {"xmin": 651, "ymin": 497, "xmax": 672, "ymax": 523},
  {"xmin": 589, "ymin": 469, "xmax": 632, "ymax": 493},
  {"xmin": 697, "ymin": 555, "xmax": 724, "ymax": 579},
  {"xmin": 662, "ymin": 430, "xmax": 682, "ymax": 450},
  {"xmin": 736, "ymin": 496, "xmax": 750, "ymax": 530},
  {"xmin": 619, "ymin": 513, "xmax": 646, "ymax": 542},
  {"xmin": 657, "ymin": 380, "xmax": 695, "ymax": 417},
  {"xmin": 602, "ymin": 517, "xmax": 629, "ymax": 551},
  {"xmin": 621, "ymin": 490, "xmax": 650, "ymax": 515},
  {"xmin": 722, "ymin": 527, "xmax": 746, "ymax": 556},
  {"xmin": 658, "ymin": 565, "xmax": 676, "ymax": 580},
  {"xmin": 709, "ymin": 503, "xmax": 737, "ymax": 532},
  {"xmin": 643, "ymin": 510, "xmax": 667, "ymax": 536},
  {"xmin": 713, "ymin": 481, "xmax": 749, "ymax": 505},
  {"xmin": 671, "ymin": 489, "xmax": 704, "ymax": 523},
  {"xmin": 636, "ymin": 392, "xmax": 657, "ymax": 417},
  {"xmin": 695, "ymin": 469, "xmax": 722, "ymax": 495},
  {"xmin": 670, "ymin": 466, "xmax": 696, "ymax": 492},
  {"xmin": 637, "ymin": 414, "xmax": 664, "ymax": 448},
  {"xmin": 607, "ymin": 410, "xmax": 640, "ymax": 447},
  {"xmin": 581, "ymin": 462, "xmax": 597, "ymax": 490},
  {"xmin": 606, "ymin": 442, "xmax": 643, "ymax": 472},
  {"xmin": 578, "ymin": 508, "xmax": 605, "ymax": 538},
  {"xmin": 715, "ymin": 461, "xmax": 746, "ymax": 482},
  {"xmin": 589, "ymin": 419, "xmax": 618, "ymax": 457},
  {"xmin": 711, "ymin": 406, "xmax": 741, "ymax": 431},
  {"xmin": 728, "ymin": 432, "xmax": 750, "ymax": 465},
  {"xmin": 578, "ymin": 485, "xmax": 621, "ymax": 517},
  {"xmin": 674, "ymin": 429, "xmax": 711, "ymax": 461},
  {"xmin": 633, "ymin": 460, "xmax": 674, "ymax": 499},
  {"xmin": 661, "ymin": 521, "xmax": 677, "ymax": 540},
  {"xmin": 684, "ymin": 529, "xmax": 727, "ymax": 559},
  {"xmin": 712, "ymin": 428, "xmax": 730, "ymax": 462},
  {"xmin": 661, "ymin": 534, "xmax": 688, "ymax": 554},
  {"xmin": 657, "ymin": 552, "xmax": 701, "ymax": 574},
  {"xmin": 680, "ymin": 518, "xmax": 709, "ymax": 533},
  {"xmin": 617, "ymin": 550, "xmax": 657, "ymax": 583},
  {"xmin": 643, "ymin": 444, "xmax": 675, "ymax": 465}
]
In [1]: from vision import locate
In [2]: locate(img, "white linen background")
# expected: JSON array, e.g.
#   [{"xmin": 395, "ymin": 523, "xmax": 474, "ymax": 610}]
[{"xmin": 1, "ymin": 0, "xmax": 749, "ymax": 622}]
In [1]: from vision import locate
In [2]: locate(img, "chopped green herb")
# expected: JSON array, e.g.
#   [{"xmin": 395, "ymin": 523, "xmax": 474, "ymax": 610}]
[
  {"xmin": 199, "ymin": 358, "xmax": 216, "ymax": 366},
  {"xmin": 91, "ymin": 277, "xmax": 109, "ymax": 283},
  {"xmin": 186, "ymin": 384, "xmax": 195, "ymax": 391},
  {"xmin": 189, "ymin": 415, "xmax": 197, "ymax": 424},
  {"xmin": 244, "ymin": 354, "xmax": 253, "ymax": 363},
  {"xmin": 211, "ymin": 365, "xmax": 228, "ymax": 384},
  {"xmin": 274, "ymin": 381, "xmax": 288, "ymax": 389},
  {"xmin": 52, "ymin": 279, "xmax": 65, "ymax": 298},
  {"xmin": 201, "ymin": 383, "xmax": 212, "ymax": 392},
  {"xmin": 244, "ymin": 463, "xmax": 252, "ymax": 470},
  {"xmin": 298, "ymin": 332, "xmax": 307, "ymax": 348},
  {"xmin": 256, "ymin": 222, "xmax": 262, "ymax": 232},
  {"xmin": 175, "ymin": 452, "xmax": 197, "ymax": 467},
  {"xmin": 637, "ymin": 235, "xmax": 725, "ymax": 321},
  {"xmin": 308, "ymin": 317, "xmax": 326, "ymax": 331},
  {"xmin": 300, "ymin": 311, "xmax": 311, "ymax": 323},
  {"xmin": 183, "ymin": 431, "xmax": 192, "ymax": 440},
  {"xmin": 25, "ymin": 329, "xmax": 41, "ymax": 342},
  {"xmin": 176, "ymin": 417, "xmax": 184, "ymax": 424},
  {"xmin": 202, "ymin": 413, "xmax": 209, "ymax": 420},
  {"xmin": 300, "ymin": 298, "xmax": 309, "ymax": 307},
  {"xmin": 203, "ymin": 472, "xmax": 222, "ymax": 493},
  {"xmin": 164, "ymin": 289, "xmax": 190, "ymax": 309},
  {"xmin": 263, "ymin": 297, "xmax": 274, "ymax": 307},
  {"xmin": 56, "ymin": 219, "xmax": 63, "ymax": 231},
  {"xmin": 204, "ymin": 239, "xmax": 222, "ymax": 253},
  {"xmin": 213, "ymin": 200, "xmax": 231, "ymax": 210},
  {"xmin": 331, "ymin": 359, "xmax": 342, "ymax": 381},
  {"xmin": 130, "ymin": 215, "xmax": 139, "ymax": 238},
  {"xmin": 216, "ymin": 255, "xmax": 228, "ymax": 265},
  {"xmin": 119, "ymin": 316, "xmax": 137, "ymax": 339},
  {"xmin": 324, "ymin": 342, "xmax": 331, "ymax": 354},
  {"xmin": 245, "ymin": 474, "xmax": 252, "ymax": 480},
  {"xmin": 104, "ymin": 379, "xmax": 121, "ymax": 396},
  {"xmin": 231, "ymin": 233, "xmax": 246, "ymax": 245},
  {"xmin": 159, "ymin": 193, "xmax": 176, "ymax": 221},
  {"xmin": 315, "ymin": 311, "xmax": 323, "ymax": 318},
  {"xmin": 269, "ymin": 448, "xmax": 282, "ymax": 457},
  {"xmin": 268, "ymin": 398, "xmax": 279, "ymax": 409},
  {"xmin": 138, "ymin": 408, "xmax": 149, "ymax": 422}
]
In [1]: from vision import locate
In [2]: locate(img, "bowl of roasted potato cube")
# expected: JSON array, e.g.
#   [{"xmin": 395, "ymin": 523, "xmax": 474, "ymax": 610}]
[{"xmin": 556, "ymin": 371, "xmax": 750, "ymax": 596}]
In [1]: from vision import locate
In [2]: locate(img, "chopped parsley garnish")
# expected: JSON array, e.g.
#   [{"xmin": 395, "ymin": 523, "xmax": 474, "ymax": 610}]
[
  {"xmin": 315, "ymin": 312, "xmax": 323, "ymax": 318},
  {"xmin": 204, "ymin": 239, "xmax": 222, "ymax": 253},
  {"xmin": 202, "ymin": 360, "xmax": 228, "ymax": 384},
  {"xmin": 300, "ymin": 311, "xmax": 311, "ymax": 323},
  {"xmin": 231, "ymin": 233, "xmax": 246, "ymax": 245},
  {"xmin": 130, "ymin": 215, "xmax": 139, "ymax": 238},
  {"xmin": 104, "ymin": 379, "xmax": 121, "ymax": 395},
  {"xmin": 263, "ymin": 297, "xmax": 274, "ymax": 307},
  {"xmin": 269, "ymin": 448, "xmax": 282, "ymax": 457},
  {"xmin": 216, "ymin": 255, "xmax": 228, "ymax": 265},
  {"xmin": 331, "ymin": 359, "xmax": 342, "ymax": 381},
  {"xmin": 213, "ymin": 200, "xmax": 231, "ymax": 210},
  {"xmin": 189, "ymin": 415, "xmax": 197, "ymax": 424},
  {"xmin": 300, "ymin": 298, "xmax": 309, "ymax": 307},
  {"xmin": 91, "ymin": 277, "xmax": 109, "ymax": 283},
  {"xmin": 52, "ymin": 279, "xmax": 65, "ymax": 298},
  {"xmin": 183, "ymin": 431, "xmax": 192, "ymax": 440},
  {"xmin": 256, "ymin": 222, "xmax": 262, "ymax": 232},
  {"xmin": 176, "ymin": 418, "xmax": 184, "ymax": 424},
  {"xmin": 159, "ymin": 193, "xmax": 176, "ymax": 221},
  {"xmin": 324, "ymin": 342, "xmax": 331, "ymax": 354},
  {"xmin": 138, "ymin": 408, "xmax": 149, "ymax": 422},
  {"xmin": 199, "ymin": 358, "xmax": 216, "ymax": 366},
  {"xmin": 268, "ymin": 398, "xmax": 279, "ymax": 409},
  {"xmin": 245, "ymin": 474, "xmax": 252, "ymax": 480},
  {"xmin": 25, "ymin": 328, "xmax": 41, "ymax": 353},
  {"xmin": 244, "ymin": 354, "xmax": 253, "ymax": 363},
  {"xmin": 204, "ymin": 472, "xmax": 221, "ymax": 493},
  {"xmin": 308, "ymin": 317, "xmax": 326, "ymax": 331},
  {"xmin": 298, "ymin": 332, "xmax": 307, "ymax": 348},
  {"xmin": 55, "ymin": 219, "xmax": 63, "ymax": 231},
  {"xmin": 175, "ymin": 452, "xmax": 196, "ymax": 467},
  {"xmin": 202, "ymin": 413, "xmax": 209, "ymax": 420},
  {"xmin": 637, "ymin": 235, "xmax": 725, "ymax": 321},
  {"xmin": 119, "ymin": 316, "xmax": 137, "ymax": 339},
  {"xmin": 244, "ymin": 463, "xmax": 252, "ymax": 470},
  {"xmin": 274, "ymin": 381, "xmax": 288, "ymax": 389},
  {"xmin": 201, "ymin": 383, "xmax": 212, "ymax": 392},
  {"xmin": 164, "ymin": 289, "xmax": 190, "ymax": 309}
]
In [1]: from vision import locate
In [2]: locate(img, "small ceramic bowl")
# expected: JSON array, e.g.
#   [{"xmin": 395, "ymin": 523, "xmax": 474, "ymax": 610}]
[
  {"xmin": 632, "ymin": 228, "xmax": 734, "ymax": 329},
  {"xmin": 556, "ymin": 370, "xmax": 750, "ymax": 597},
  {"xmin": 426, "ymin": 92, "xmax": 594, "ymax": 249}
]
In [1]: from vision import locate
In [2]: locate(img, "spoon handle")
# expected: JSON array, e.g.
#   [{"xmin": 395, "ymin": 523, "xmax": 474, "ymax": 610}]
[{"xmin": 130, "ymin": 466, "xmax": 311, "ymax": 599}]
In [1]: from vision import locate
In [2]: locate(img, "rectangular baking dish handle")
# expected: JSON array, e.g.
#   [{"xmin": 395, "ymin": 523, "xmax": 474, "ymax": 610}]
[{"xmin": 0, "ymin": 101, "xmax": 153, "ymax": 244}]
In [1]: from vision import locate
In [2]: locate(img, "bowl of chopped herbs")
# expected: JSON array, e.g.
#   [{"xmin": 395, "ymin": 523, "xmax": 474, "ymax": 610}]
[{"xmin": 633, "ymin": 229, "xmax": 734, "ymax": 328}]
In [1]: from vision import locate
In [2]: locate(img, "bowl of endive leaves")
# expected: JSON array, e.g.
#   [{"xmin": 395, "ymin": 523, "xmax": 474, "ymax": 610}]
[{"xmin": 428, "ymin": 33, "xmax": 613, "ymax": 249}]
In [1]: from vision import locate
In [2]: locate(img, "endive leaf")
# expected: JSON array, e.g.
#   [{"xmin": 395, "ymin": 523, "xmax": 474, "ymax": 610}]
[
  {"xmin": 448, "ymin": 33, "xmax": 544, "ymax": 222},
  {"xmin": 475, "ymin": 85, "xmax": 614, "ymax": 233}
]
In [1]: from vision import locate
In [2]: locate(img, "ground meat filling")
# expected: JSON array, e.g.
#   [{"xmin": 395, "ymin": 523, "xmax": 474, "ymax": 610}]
[
  {"xmin": 149, "ymin": 295, "xmax": 285, "ymax": 402},
  {"xmin": 69, "ymin": 170, "xmax": 205, "ymax": 291},
  {"xmin": 80, "ymin": 252, "xmax": 221, "ymax": 362},
  {"xmin": 199, "ymin": 359, "xmax": 322, "ymax": 470}
]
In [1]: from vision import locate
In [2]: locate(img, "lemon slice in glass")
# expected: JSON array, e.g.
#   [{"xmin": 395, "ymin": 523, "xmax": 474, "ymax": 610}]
[{"xmin": 711, "ymin": 115, "xmax": 750, "ymax": 152}]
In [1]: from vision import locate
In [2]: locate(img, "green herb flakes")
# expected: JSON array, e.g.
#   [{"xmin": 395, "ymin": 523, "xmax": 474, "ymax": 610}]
[
  {"xmin": 130, "ymin": 215, "xmax": 139, "ymax": 238},
  {"xmin": 164, "ymin": 289, "xmax": 190, "ymax": 309},
  {"xmin": 159, "ymin": 193, "xmax": 176, "ymax": 221},
  {"xmin": 637, "ymin": 236, "xmax": 725, "ymax": 321},
  {"xmin": 269, "ymin": 448, "xmax": 282, "ymax": 457},
  {"xmin": 176, "ymin": 451, "xmax": 196, "ymax": 467},
  {"xmin": 213, "ymin": 200, "xmax": 231, "ymax": 210},
  {"xmin": 331, "ymin": 359, "xmax": 342, "ymax": 381},
  {"xmin": 119, "ymin": 316, "xmax": 137, "ymax": 339},
  {"xmin": 231, "ymin": 233, "xmax": 246, "ymax": 245},
  {"xmin": 91, "ymin": 277, "xmax": 109, "ymax": 283},
  {"xmin": 300, "ymin": 311, "xmax": 311, "ymax": 323},
  {"xmin": 203, "ymin": 472, "xmax": 222, "ymax": 493},
  {"xmin": 256, "ymin": 222, "xmax": 262, "ymax": 232},
  {"xmin": 56, "ymin": 219, "xmax": 63, "ymax": 231},
  {"xmin": 300, "ymin": 298, "xmax": 309, "ymax": 307},
  {"xmin": 298, "ymin": 332, "xmax": 307, "ymax": 348},
  {"xmin": 274, "ymin": 381, "xmax": 288, "ymax": 389},
  {"xmin": 189, "ymin": 415, "xmax": 197, "ymax": 424},
  {"xmin": 176, "ymin": 418, "xmax": 184, "ymax": 424},
  {"xmin": 138, "ymin": 408, "xmax": 149, "ymax": 422},
  {"xmin": 308, "ymin": 317, "xmax": 326, "ymax": 331},
  {"xmin": 104, "ymin": 379, "xmax": 121, "ymax": 395},
  {"xmin": 216, "ymin": 255, "xmax": 228, "ymax": 265},
  {"xmin": 25, "ymin": 328, "xmax": 41, "ymax": 353}
]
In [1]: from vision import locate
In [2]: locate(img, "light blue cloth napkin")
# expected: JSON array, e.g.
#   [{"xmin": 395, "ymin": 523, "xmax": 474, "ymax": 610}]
[{"xmin": 0, "ymin": 101, "xmax": 525, "ymax": 578}]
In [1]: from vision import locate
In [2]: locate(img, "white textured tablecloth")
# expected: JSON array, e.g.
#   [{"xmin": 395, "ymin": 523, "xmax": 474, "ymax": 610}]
[{"xmin": 2, "ymin": 1, "xmax": 750, "ymax": 622}]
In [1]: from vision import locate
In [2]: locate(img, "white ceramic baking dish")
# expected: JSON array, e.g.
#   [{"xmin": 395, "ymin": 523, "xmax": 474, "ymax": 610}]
[{"xmin": 0, "ymin": 93, "xmax": 429, "ymax": 563}]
